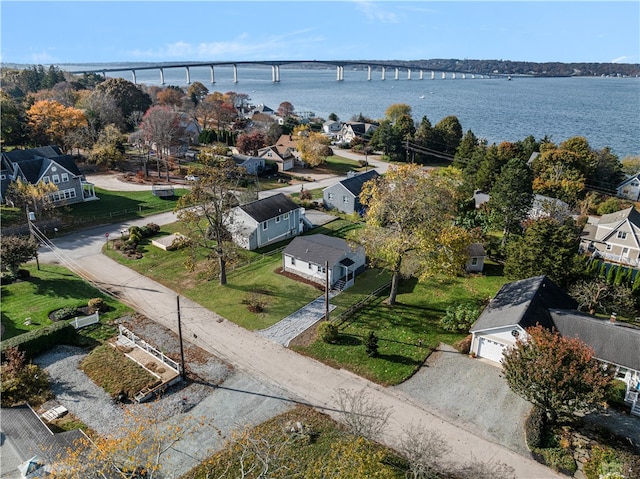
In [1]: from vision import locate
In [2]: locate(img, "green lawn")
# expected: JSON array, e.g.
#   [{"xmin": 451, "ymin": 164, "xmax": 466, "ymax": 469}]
[
  {"xmin": 63, "ymin": 187, "xmax": 189, "ymax": 228},
  {"xmin": 293, "ymin": 264, "xmax": 508, "ymax": 386},
  {"xmin": 0, "ymin": 264, "xmax": 133, "ymax": 340}
]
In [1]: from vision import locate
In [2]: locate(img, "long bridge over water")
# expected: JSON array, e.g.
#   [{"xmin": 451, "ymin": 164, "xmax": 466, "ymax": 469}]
[{"xmin": 67, "ymin": 60, "xmax": 497, "ymax": 85}]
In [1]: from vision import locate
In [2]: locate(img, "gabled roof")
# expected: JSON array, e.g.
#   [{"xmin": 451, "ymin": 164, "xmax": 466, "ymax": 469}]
[
  {"xmin": 283, "ymin": 234, "xmax": 360, "ymax": 266},
  {"xmin": 551, "ymin": 309, "xmax": 640, "ymax": 372},
  {"xmin": 0, "ymin": 404, "xmax": 86, "ymax": 464},
  {"xmin": 2, "ymin": 146, "xmax": 63, "ymax": 163},
  {"xmin": 597, "ymin": 206, "xmax": 640, "ymax": 228},
  {"xmin": 329, "ymin": 170, "xmax": 379, "ymax": 196},
  {"xmin": 467, "ymin": 243, "xmax": 486, "ymax": 257},
  {"xmin": 239, "ymin": 193, "xmax": 299, "ymax": 223},
  {"xmin": 616, "ymin": 172, "xmax": 640, "ymax": 189},
  {"xmin": 470, "ymin": 275, "xmax": 578, "ymax": 333},
  {"xmin": 232, "ymin": 153, "xmax": 262, "ymax": 165},
  {"xmin": 2, "ymin": 146, "xmax": 82, "ymax": 184}
]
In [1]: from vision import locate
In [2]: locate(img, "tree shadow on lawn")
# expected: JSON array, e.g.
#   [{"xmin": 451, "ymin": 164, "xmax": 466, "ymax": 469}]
[
  {"xmin": 375, "ymin": 352, "xmax": 423, "ymax": 368},
  {"xmin": 32, "ymin": 273, "xmax": 104, "ymax": 301}
]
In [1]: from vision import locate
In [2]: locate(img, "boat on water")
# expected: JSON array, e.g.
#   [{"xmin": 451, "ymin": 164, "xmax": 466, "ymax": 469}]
[
  {"xmin": 419, "ymin": 95, "xmax": 425, "ymax": 99},
  {"xmin": 507, "ymin": 75, "xmax": 512, "ymax": 81}
]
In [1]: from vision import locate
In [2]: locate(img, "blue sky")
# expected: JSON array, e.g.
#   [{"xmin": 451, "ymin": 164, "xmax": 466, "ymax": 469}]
[{"xmin": 1, "ymin": 1, "xmax": 639, "ymax": 65}]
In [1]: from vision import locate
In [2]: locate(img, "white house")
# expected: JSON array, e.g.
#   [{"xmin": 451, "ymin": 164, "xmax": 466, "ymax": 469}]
[
  {"xmin": 616, "ymin": 173, "xmax": 640, "ymax": 201},
  {"xmin": 469, "ymin": 275, "xmax": 640, "ymax": 414},
  {"xmin": 465, "ymin": 243, "xmax": 486, "ymax": 273},
  {"xmin": 227, "ymin": 193, "xmax": 304, "ymax": 250},
  {"xmin": 282, "ymin": 234, "xmax": 366, "ymax": 290},
  {"xmin": 529, "ymin": 194, "xmax": 572, "ymax": 221}
]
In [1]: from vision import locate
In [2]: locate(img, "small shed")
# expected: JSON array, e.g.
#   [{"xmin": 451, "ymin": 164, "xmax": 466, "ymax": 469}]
[{"xmin": 465, "ymin": 243, "xmax": 486, "ymax": 273}]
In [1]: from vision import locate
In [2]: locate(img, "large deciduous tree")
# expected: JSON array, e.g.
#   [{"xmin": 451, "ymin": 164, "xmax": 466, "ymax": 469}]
[
  {"xmin": 0, "ymin": 235, "xmax": 40, "ymax": 276},
  {"xmin": 236, "ymin": 130, "xmax": 267, "ymax": 156},
  {"xmin": 502, "ymin": 325, "xmax": 611, "ymax": 423},
  {"xmin": 297, "ymin": 131, "xmax": 332, "ymax": 167},
  {"xmin": 89, "ymin": 124, "xmax": 127, "ymax": 168},
  {"xmin": 138, "ymin": 105, "xmax": 184, "ymax": 179},
  {"xmin": 5, "ymin": 178, "xmax": 58, "ymax": 219},
  {"xmin": 176, "ymin": 159, "xmax": 246, "ymax": 285},
  {"xmin": 95, "ymin": 77, "xmax": 152, "ymax": 125},
  {"xmin": 26, "ymin": 99, "xmax": 87, "ymax": 150},
  {"xmin": 353, "ymin": 164, "xmax": 474, "ymax": 305}
]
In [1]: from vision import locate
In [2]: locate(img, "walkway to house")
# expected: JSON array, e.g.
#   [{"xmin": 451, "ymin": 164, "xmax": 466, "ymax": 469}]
[{"xmin": 257, "ymin": 293, "xmax": 338, "ymax": 346}]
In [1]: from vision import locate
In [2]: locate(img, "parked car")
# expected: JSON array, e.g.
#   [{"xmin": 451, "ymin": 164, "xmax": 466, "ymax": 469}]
[{"xmin": 185, "ymin": 175, "xmax": 199, "ymax": 182}]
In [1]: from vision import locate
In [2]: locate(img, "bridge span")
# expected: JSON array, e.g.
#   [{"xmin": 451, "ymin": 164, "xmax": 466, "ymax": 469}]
[{"xmin": 66, "ymin": 60, "xmax": 493, "ymax": 85}]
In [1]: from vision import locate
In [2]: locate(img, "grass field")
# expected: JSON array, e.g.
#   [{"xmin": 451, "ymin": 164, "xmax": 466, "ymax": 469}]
[
  {"xmin": 293, "ymin": 263, "xmax": 508, "ymax": 385},
  {"xmin": 0, "ymin": 264, "xmax": 133, "ymax": 340}
]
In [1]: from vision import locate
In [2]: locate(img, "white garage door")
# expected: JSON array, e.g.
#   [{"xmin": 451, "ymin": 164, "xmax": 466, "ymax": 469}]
[{"xmin": 477, "ymin": 337, "xmax": 507, "ymax": 363}]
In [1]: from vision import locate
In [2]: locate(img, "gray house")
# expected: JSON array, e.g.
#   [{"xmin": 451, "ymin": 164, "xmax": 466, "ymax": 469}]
[
  {"xmin": 232, "ymin": 154, "xmax": 265, "ymax": 175},
  {"xmin": 322, "ymin": 170, "xmax": 379, "ymax": 214},
  {"xmin": 580, "ymin": 206, "xmax": 640, "ymax": 268},
  {"xmin": 227, "ymin": 193, "xmax": 304, "ymax": 250},
  {"xmin": 282, "ymin": 234, "xmax": 366, "ymax": 290},
  {"xmin": 1, "ymin": 146, "xmax": 97, "ymax": 206}
]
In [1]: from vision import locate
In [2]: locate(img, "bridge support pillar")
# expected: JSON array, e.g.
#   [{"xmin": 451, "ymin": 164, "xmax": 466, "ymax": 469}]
[
  {"xmin": 131, "ymin": 70, "xmax": 137, "ymax": 84},
  {"xmin": 185, "ymin": 66, "xmax": 191, "ymax": 84},
  {"xmin": 407, "ymin": 68, "xmax": 411, "ymax": 80},
  {"xmin": 336, "ymin": 65, "xmax": 344, "ymax": 81},
  {"xmin": 381, "ymin": 67, "xmax": 386, "ymax": 80},
  {"xmin": 431, "ymin": 71, "xmax": 435, "ymax": 80},
  {"xmin": 272, "ymin": 65, "xmax": 280, "ymax": 82},
  {"xmin": 367, "ymin": 65, "xmax": 371, "ymax": 81},
  {"xmin": 442, "ymin": 72, "xmax": 446, "ymax": 79},
  {"xmin": 419, "ymin": 70, "xmax": 424, "ymax": 80},
  {"xmin": 210, "ymin": 65, "xmax": 215, "ymax": 84},
  {"xmin": 452, "ymin": 73, "xmax": 456, "ymax": 79},
  {"xmin": 159, "ymin": 68, "xmax": 165, "ymax": 85},
  {"xmin": 233, "ymin": 64, "xmax": 238, "ymax": 83},
  {"xmin": 395, "ymin": 68, "xmax": 399, "ymax": 80}
]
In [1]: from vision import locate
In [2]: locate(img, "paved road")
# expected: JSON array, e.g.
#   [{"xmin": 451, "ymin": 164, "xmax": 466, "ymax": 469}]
[{"xmin": 36, "ymin": 156, "xmax": 561, "ymax": 477}]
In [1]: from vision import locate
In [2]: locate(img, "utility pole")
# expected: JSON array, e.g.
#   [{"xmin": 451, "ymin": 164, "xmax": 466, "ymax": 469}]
[
  {"xmin": 177, "ymin": 295, "xmax": 186, "ymax": 381},
  {"xmin": 26, "ymin": 210, "xmax": 40, "ymax": 270}
]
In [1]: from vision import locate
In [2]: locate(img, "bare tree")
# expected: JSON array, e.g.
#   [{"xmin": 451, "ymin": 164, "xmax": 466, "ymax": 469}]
[
  {"xmin": 397, "ymin": 424, "xmax": 450, "ymax": 479},
  {"xmin": 333, "ymin": 388, "xmax": 392, "ymax": 440}
]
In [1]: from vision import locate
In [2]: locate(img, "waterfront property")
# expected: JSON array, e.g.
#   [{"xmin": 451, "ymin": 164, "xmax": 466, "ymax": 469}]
[
  {"xmin": 227, "ymin": 193, "xmax": 304, "ymax": 250},
  {"xmin": 616, "ymin": 172, "xmax": 640, "ymax": 202},
  {"xmin": 1, "ymin": 146, "xmax": 97, "ymax": 206},
  {"xmin": 282, "ymin": 234, "xmax": 366, "ymax": 290}
]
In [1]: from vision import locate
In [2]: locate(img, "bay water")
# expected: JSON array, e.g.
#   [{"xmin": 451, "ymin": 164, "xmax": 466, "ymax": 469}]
[{"xmin": 63, "ymin": 64, "xmax": 640, "ymax": 158}]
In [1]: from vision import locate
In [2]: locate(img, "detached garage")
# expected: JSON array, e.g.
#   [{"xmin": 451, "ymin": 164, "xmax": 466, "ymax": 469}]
[{"xmin": 469, "ymin": 275, "xmax": 578, "ymax": 365}]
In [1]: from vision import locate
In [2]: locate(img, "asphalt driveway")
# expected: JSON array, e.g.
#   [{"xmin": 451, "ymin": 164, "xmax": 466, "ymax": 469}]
[{"xmin": 393, "ymin": 343, "xmax": 533, "ymax": 456}]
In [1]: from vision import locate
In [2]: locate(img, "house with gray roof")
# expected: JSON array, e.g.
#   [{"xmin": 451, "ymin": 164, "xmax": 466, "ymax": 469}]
[
  {"xmin": 616, "ymin": 172, "xmax": 640, "ymax": 202},
  {"xmin": 0, "ymin": 404, "xmax": 88, "ymax": 478},
  {"xmin": 1, "ymin": 146, "xmax": 97, "ymax": 207},
  {"xmin": 470, "ymin": 275, "xmax": 640, "ymax": 414},
  {"xmin": 579, "ymin": 206, "xmax": 640, "ymax": 268},
  {"xmin": 231, "ymin": 154, "xmax": 265, "ymax": 175},
  {"xmin": 322, "ymin": 170, "xmax": 379, "ymax": 215},
  {"xmin": 227, "ymin": 193, "xmax": 304, "ymax": 250},
  {"xmin": 465, "ymin": 243, "xmax": 486, "ymax": 273},
  {"xmin": 282, "ymin": 234, "xmax": 365, "ymax": 290}
]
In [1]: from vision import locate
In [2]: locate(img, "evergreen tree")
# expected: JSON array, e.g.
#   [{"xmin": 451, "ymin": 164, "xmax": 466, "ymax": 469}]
[
  {"xmin": 606, "ymin": 264, "xmax": 617, "ymax": 285},
  {"xmin": 365, "ymin": 331, "xmax": 379, "ymax": 357}
]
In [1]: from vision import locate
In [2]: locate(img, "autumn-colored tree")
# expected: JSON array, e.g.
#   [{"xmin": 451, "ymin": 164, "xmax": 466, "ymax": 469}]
[
  {"xmin": 186, "ymin": 81, "xmax": 209, "ymax": 106},
  {"xmin": 138, "ymin": 105, "xmax": 184, "ymax": 179},
  {"xmin": 276, "ymin": 101, "xmax": 295, "ymax": 117},
  {"xmin": 26, "ymin": 99, "xmax": 87, "ymax": 150},
  {"xmin": 156, "ymin": 86, "xmax": 185, "ymax": 107},
  {"xmin": 502, "ymin": 325, "xmax": 612, "ymax": 423},
  {"xmin": 568, "ymin": 279, "xmax": 635, "ymax": 318},
  {"xmin": 297, "ymin": 131, "xmax": 332, "ymax": 167},
  {"xmin": 50, "ymin": 406, "xmax": 207, "ymax": 479},
  {"xmin": 353, "ymin": 164, "xmax": 475, "ymax": 305},
  {"xmin": 0, "ymin": 347, "xmax": 51, "ymax": 407},
  {"xmin": 5, "ymin": 178, "xmax": 59, "ymax": 218},
  {"xmin": 176, "ymin": 159, "xmax": 246, "ymax": 285},
  {"xmin": 236, "ymin": 130, "xmax": 267, "ymax": 156},
  {"xmin": 89, "ymin": 124, "xmax": 127, "ymax": 168},
  {"xmin": 77, "ymin": 89, "xmax": 126, "ymax": 140}
]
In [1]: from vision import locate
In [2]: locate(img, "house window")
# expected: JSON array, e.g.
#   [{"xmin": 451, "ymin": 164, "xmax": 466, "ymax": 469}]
[
  {"xmin": 328, "ymin": 193, "xmax": 334, "ymax": 201},
  {"xmin": 0, "ymin": 174, "xmax": 5, "ymax": 180},
  {"xmin": 319, "ymin": 265, "xmax": 326, "ymax": 273},
  {"xmin": 606, "ymin": 244, "xmax": 613, "ymax": 251},
  {"xmin": 622, "ymin": 247, "xmax": 630, "ymax": 258},
  {"xmin": 52, "ymin": 174, "xmax": 60, "ymax": 184},
  {"xmin": 284, "ymin": 212, "xmax": 289, "ymax": 220},
  {"xmin": 276, "ymin": 215, "xmax": 281, "ymax": 223},
  {"xmin": 42, "ymin": 176, "xmax": 50, "ymax": 184},
  {"xmin": 262, "ymin": 221, "xmax": 268, "ymax": 230},
  {"xmin": 291, "ymin": 257, "xmax": 296, "ymax": 266},
  {"xmin": 471, "ymin": 258, "xmax": 478, "ymax": 266},
  {"xmin": 308, "ymin": 263, "xmax": 313, "ymax": 270},
  {"xmin": 617, "ymin": 231, "xmax": 627, "ymax": 239},
  {"xmin": 61, "ymin": 173, "xmax": 69, "ymax": 182},
  {"xmin": 343, "ymin": 195, "xmax": 349, "ymax": 204}
]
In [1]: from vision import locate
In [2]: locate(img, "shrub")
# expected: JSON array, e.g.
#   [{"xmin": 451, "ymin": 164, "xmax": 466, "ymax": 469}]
[
  {"xmin": 1, "ymin": 347, "xmax": 52, "ymax": 407},
  {"xmin": 365, "ymin": 331, "xmax": 379, "ymax": 357},
  {"xmin": 299, "ymin": 189, "xmax": 312, "ymax": 201},
  {"xmin": 140, "ymin": 222, "xmax": 160, "ymax": 237},
  {"xmin": 88, "ymin": 297, "xmax": 106, "ymax": 313},
  {"xmin": 605, "ymin": 380, "xmax": 628, "ymax": 409},
  {"xmin": 1, "ymin": 321, "xmax": 77, "ymax": 360},
  {"xmin": 51, "ymin": 306, "xmax": 81, "ymax": 321},
  {"xmin": 318, "ymin": 321, "xmax": 339, "ymax": 343},
  {"xmin": 439, "ymin": 304, "xmax": 480, "ymax": 332},
  {"xmin": 16, "ymin": 268, "xmax": 31, "ymax": 280},
  {"xmin": 1, "ymin": 271, "xmax": 16, "ymax": 284},
  {"xmin": 584, "ymin": 446, "xmax": 623, "ymax": 479},
  {"xmin": 525, "ymin": 406, "xmax": 546, "ymax": 449},
  {"xmin": 454, "ymin": 335, "xmax": 472, "ymax": 354},
  {"xmin": 533, "ymin": 447, "xmax": 577, "ymax": 475}
]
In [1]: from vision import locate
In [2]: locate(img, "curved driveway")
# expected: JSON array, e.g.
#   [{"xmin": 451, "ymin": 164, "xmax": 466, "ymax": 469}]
[{"xmin": 37, "ymin": 156, "xmax": 560, "ymax": 478}]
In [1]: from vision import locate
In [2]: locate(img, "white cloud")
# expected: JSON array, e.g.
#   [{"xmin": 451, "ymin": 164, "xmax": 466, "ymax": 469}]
[
  {"xmin": 354, "ymin": 0, "xmax": 399, "ymax": 23},
  {"xmin": 30, "ymin": 51, "xmax": 56, "ymax": 64},
  {"xmin": 610, "ymin": 56, "xmax": 628, "ymax": 64}
]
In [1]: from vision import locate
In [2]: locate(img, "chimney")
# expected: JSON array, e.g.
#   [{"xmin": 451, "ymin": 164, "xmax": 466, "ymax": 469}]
[{"xmin": 609, "ymin": 312, "xmax": 617, "ymax": 323}]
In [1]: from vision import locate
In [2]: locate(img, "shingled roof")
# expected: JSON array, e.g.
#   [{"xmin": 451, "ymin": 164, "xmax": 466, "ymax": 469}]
[
  {"xmin": 239, "ymin": 193, "xmax": 299, "ymax": 223},
  {"xmin": 335, "ymin": 170, "xmax": 380, "ymax": 196},
  {"xmin": 551, "ymin": 309, "xmax": 640, "ymax": 372},
  {"xmin": 283, "ymin": 234, "xmax": 360, "ymax": 265},
  {"xmin": 470, "ymin": 275, "xmax": 578, "ymax": 333}
]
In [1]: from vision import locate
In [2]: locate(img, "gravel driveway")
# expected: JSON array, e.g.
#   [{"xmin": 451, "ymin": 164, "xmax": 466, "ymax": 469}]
[
  {"xmin": 34, "ymin": 317, "xmax": 293, "ymax": 478},
  {"xmin": 393, "ymin": 343, "xmax": 533, "ymax": 456}
]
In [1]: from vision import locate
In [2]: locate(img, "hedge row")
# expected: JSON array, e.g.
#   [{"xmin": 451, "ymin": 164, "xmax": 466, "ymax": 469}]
[{"xmin": 1, "ymin": 321, "xmax": 77, "ymax": 360}]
